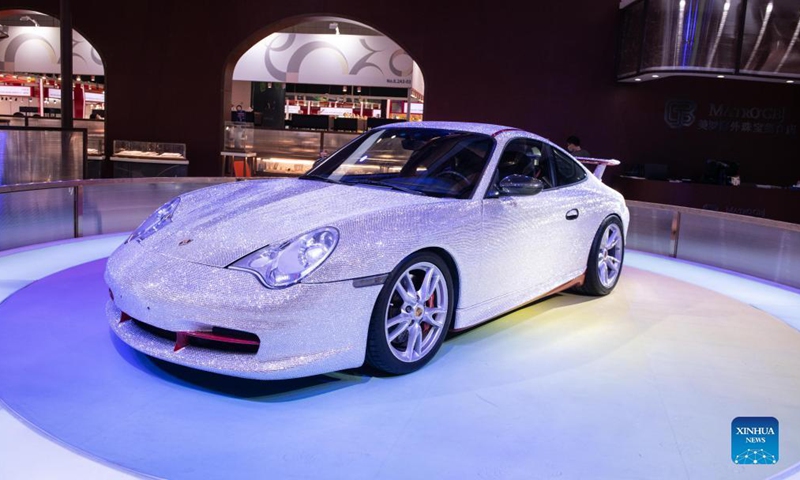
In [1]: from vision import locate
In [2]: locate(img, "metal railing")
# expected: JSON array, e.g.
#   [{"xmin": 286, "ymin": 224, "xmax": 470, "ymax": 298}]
[
  {"xmin": 0, "ymin": 177, "xmax": 250, "ymax": 251},
  {"xmin": 627, "ymin": 200, "xmax": 800, "ymax": 289},
  {"xmin": 1, "ymin": 179, "xmax": 798, "ymax": 289}
]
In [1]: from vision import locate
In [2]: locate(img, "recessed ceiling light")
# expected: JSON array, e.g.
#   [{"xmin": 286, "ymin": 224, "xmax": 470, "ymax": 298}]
[
  {"xmin": 788, "ymin": 80, "xmax": 795, "ymax": 84},
  {"xmin": 717, "ymin": 75, "xmax": 725, "ymax": 78},
  {"xmin": 652, "ymin": 74, "xmax": 660, "ymax": 78},
  {"xmin": 634, "ymin": 78, "xmax": 642, "ymax": 82}
]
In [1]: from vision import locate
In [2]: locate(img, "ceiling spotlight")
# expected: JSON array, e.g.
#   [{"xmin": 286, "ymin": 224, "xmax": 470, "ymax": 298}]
[
  {"xmin": 717, "ymin": 75, "xmax": 725, "ymax": 78},
  {"xmin": 329, "ymin": 22, "xmax": 340, "ymax": 35},
  {"xmin": 342, "ymin": 85, "xmax": 347, "ymax": 92},
  {"xmin": 634, "ymin": 78, "xmax": 642, "ymax": 82},
  {"xmin": 652, "ymin": 74, "xmax": 660, "ymax": 78},
  {"xmin": 788, "ymin": 80, "xmax": 795, "ymax": 84}
]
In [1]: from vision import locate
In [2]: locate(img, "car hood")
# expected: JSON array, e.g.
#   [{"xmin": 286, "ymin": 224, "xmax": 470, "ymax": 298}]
[{"xmin": 142, "ymin": 178, "xmax": 441, "ymax": 267}]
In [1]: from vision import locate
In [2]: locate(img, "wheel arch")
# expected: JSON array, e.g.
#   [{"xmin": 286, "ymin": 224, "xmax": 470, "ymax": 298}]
[{"xmin": 604, "ymin": 212, "xmax": 623, "ymax": 226}]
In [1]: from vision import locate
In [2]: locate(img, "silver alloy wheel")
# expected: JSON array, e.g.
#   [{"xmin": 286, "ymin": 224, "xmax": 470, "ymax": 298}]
[
  {"xmin": 384, "ymin": 261, "xmax": 449, "ymax": 363},
  {"xmin": 597, "ymin": 223, "xmax": 623, "ymax": 288}
]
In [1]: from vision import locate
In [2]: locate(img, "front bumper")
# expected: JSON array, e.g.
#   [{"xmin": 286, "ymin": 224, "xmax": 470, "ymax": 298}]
[{"xmin": 105, "ymin": 246, "xmax": 381, "ymax": 380}]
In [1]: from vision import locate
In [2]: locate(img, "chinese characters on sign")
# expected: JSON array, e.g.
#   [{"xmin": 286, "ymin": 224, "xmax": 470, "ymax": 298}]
[
  {"xmin": 697, "ymin": 119, "xmax": 798, "ymax": 135},
  {"xmin": 664, "ymin": 100, "xmax": 797, "ymax": 136}
]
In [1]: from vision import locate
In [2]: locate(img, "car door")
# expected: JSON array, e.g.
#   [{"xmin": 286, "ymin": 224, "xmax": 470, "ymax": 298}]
[
  {"xmin": 480, "ymin": 137, "xmax": 569, "ymax": 302},
  {"xmin": 546, "ymin": 144, "xmax": 595, "ymax": 276}
]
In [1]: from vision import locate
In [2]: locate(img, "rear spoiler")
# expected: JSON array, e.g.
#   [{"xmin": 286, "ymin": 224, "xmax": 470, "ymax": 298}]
[{"xmin": 576, "ymin": 157, "xmax": 621, "ymax": 181}]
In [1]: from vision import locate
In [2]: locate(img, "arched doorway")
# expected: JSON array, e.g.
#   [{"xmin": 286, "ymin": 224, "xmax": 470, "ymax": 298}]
[
  {"xmin": 0, "ymin": 10, "xmax": 105, "ymax": 121},
  {"xmin": 222, "ymin": 16, "xmax": 425, "ymax": 176},
  {"xmin": 0, "ymin": 9, "xmax": 106, "ymax": 178}
]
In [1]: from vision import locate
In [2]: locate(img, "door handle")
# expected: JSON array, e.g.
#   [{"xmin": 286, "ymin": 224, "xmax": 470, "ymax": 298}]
[{"xmin": 566, "ymin": 209, "xmax": 579, "ymax": 220}]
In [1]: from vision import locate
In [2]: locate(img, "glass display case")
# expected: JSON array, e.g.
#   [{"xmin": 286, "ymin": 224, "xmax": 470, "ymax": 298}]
[
  {"xmin": 87, "ymin": 134, "xmax": 105, "ymax": 158},
  {"xmin": 111, "ymin": 140, "xmax": 188, "ymax": 178},
  {"xmin": 223, "ymin": 122, "xmax": 255, "ymax": 152},
  {"xmin": 257, "ymin": 157, "xmax": 315, "ymax": 175},
  {"xmin": 85, "ymin": 134, "xmax": 106, "ymax": 179},
  {"xmin": 111, "ymin": 140, "xmax": 187, "ymax": 162}
]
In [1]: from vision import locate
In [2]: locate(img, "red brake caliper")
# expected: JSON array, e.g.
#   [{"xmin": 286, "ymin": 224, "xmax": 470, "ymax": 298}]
[{"xmin": 422, "ymin": 292, "xmax": 435, "ymax": 334}]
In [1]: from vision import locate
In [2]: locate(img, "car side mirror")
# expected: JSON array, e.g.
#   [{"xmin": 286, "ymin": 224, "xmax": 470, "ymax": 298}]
[{"xmin": 498, "ymin": 175, "xmax": 544, "ymax": 196}]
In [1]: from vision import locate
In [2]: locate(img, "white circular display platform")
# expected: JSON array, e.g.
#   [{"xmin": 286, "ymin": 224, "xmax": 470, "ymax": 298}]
[{"xmin": 0, "ymin": 236, "xmax": 799, "ymax": 480}]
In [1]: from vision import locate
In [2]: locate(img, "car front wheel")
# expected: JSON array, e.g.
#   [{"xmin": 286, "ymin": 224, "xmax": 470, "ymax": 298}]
[{"xmin": 365, "ymin": 252, "xmax": 455, "ymax": 375}]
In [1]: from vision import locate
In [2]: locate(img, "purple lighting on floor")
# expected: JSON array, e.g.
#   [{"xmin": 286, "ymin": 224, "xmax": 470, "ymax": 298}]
[{"xmin": 0, "ymin": 239, "xmax": 799, "ymax": 478}]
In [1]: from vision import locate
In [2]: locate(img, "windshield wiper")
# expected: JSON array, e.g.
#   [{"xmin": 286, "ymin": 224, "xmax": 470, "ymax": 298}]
[
  {"xmin": 343, "ymin": 179, "xmax": 429, "ymax": 196},
  {"xmin": 299, "ymin": 174, "xmax": 342, "ymax": 185}
]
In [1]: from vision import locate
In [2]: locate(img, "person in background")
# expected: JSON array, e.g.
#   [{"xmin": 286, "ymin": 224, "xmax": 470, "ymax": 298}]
[
  {"xmin": 235, "ymin": 104, "xmax": 247, "ymax": 122},
  {"xmin": 566, "ymin": 135, "xmax": 591, "ymax": 157},
  {"xmin": 313, "ymin": 149, "xmax": 330, "ymax": 168}
]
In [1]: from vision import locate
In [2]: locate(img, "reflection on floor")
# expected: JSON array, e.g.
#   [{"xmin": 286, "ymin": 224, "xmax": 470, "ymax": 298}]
[{"xmin": 0, "ymin": 237, "xmax": 799, "ymax": 480}]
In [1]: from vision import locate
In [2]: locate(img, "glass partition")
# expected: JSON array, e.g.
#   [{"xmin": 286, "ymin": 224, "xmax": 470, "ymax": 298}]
[
  {"xmin": 82, "ymin": 182, "xmax": 226, "ymax": 236},
  {"xmin": 252, "ymin": 129, "xmax": 320, "ymax": 159},
  {"xmin": 0, "ymin": 188, "xmax": 74, "ymax": 251},
  {"xmin": 0, "ymin": 127, "xmax": 86, "ymax": 185},
  {"xmin": 625, "ymin": 204, "xmax": 676, "ymax": 257},
  {"xmin": 0, "ymin": 179, "xmax": 236, "ymax": 251},
  {"xmin": 322, "ymin": 132, "xmax": 359, "ymax": 154}
]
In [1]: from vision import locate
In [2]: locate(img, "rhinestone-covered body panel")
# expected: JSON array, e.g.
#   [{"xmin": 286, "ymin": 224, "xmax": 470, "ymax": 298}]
[{"xmin": 105, "ymin": 122, "xmax": 628, "ymax": 378}]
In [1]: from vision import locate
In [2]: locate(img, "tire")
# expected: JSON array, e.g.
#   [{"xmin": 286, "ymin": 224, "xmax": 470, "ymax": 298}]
[
  {"xmin": 574, "ymin": 216, "xmax": 625, "ymax": 296},
  {"xmin": 365, "ymin": 252, "xmax": 455, "ymax": 375}
]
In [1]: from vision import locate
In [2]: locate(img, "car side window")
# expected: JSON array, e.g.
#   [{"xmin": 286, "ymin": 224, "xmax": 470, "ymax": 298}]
[
  {"xmin": 492, "ymin": 138, "xmax": 553, "ymax": 194},
  {"xmin": 552, "ymin": 148, "xmax": 587, "ymax": 186}
]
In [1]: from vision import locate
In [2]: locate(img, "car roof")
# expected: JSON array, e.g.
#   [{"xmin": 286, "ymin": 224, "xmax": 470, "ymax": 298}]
[{"xmin": 376, "ymin": 121, "xmax": 549, "ymax": 143}]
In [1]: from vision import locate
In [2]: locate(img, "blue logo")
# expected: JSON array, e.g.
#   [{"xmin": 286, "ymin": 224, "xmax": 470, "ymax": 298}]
[{"xmin": 732, "ymin": 417, "xmax": 778, "ymax": 465}]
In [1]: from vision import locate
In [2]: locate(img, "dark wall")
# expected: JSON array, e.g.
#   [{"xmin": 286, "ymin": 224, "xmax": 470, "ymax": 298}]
[
  {"xmin": 609, "ymin": 77, "xmax": 800, "ymax": 185},
  {"xmin": 10, "ymin": 0, "xmax": 800, "ymax": 183}
]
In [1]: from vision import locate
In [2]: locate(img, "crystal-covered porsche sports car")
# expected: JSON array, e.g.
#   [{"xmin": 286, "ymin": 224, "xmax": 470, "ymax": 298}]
[{"xmin": 105, "ymin": 122, "xmax": 628, "ymax": 379}]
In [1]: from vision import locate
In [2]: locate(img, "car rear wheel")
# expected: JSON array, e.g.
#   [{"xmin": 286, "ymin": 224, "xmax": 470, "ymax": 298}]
[
  {"xmin": 365, "ymin": 252, "xmax": 455, "ymax": 375},
  {"xmin": 575, "ymin": 216, "xmax": 624, "ymax": 296}
]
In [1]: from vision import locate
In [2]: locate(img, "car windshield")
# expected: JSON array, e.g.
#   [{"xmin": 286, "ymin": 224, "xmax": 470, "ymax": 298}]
[{"xmin": 301, "ymin": 128, "xmax": 495, "ymax": 199}]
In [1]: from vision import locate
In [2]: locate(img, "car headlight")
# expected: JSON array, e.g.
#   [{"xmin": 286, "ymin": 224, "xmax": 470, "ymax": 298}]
[
  {"xmin": 229, "ymin": 227, "xmax": 339, "ymax": 288},
  {"xmin": 126, "ymin": 197, "xmax": 181, "ymax": 244}
]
